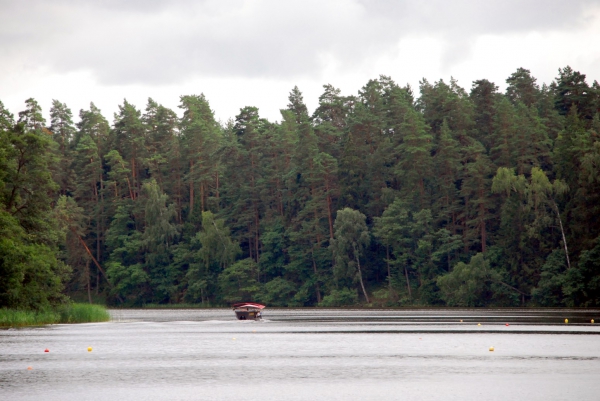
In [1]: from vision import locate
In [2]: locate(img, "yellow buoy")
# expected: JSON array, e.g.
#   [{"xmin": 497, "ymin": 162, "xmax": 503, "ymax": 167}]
[
  {"xmin": 592, "ymin": 319, "xmax": 595, "ymax": 324},
  {"xmin": 232, "ymin": 337, "xmax": 236, "ymax": 340},
  {"xmin": 489, "ymin": 347, "xmax": 494, "ymax": 352},
  {"xmin": 565, "ymin": 319, "xmax": 568, "ymax": 324},
  {"xmin": 478, "ymin": 323, "xmax": 481, "ymax": 326},
  {"xmin": 460, "ymin": 319, "xmax": 463, "ymax": 323},
  {"xmin": 87, "ymin": 347, "xmax": 92, "ymax": 352}
]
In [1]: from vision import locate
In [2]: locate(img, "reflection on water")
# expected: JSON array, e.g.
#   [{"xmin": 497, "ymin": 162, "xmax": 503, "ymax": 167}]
[{"xmin": 2, "ymin": 309, "xmax": 599, "ymax": 400}]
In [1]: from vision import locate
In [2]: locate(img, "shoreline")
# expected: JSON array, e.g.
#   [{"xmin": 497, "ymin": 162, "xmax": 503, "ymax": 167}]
[{"xmin": 0, "ymin": 303, "xmax": 110, "ymax": 328}]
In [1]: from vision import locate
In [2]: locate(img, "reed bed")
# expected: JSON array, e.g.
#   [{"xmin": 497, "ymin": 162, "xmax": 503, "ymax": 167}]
[{"xmin": 0, "ymin": 303, "xmax": 110, "ymax": 327}]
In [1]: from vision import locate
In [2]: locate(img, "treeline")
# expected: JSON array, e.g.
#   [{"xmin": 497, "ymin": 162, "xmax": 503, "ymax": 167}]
[{"xmin": 1, "ymin": 66, "xmax": 600, "ymax": 309}]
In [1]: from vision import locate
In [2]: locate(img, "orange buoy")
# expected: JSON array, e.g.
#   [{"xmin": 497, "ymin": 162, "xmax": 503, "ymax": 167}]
[
  {"xmin": 27, "ymin": 366, "xmax": 33, "ymax": 370},
  {"xmin": 505, "ymin": 323, "xmax": 510, "ymax": 326},
  {"xmin": 44, "ymin": 349, "xmax": 49, "ymax": 353}
]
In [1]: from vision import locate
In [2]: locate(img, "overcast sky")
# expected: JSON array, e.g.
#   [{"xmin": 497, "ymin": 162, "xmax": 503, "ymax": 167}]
[{"xmin": 1, "ymin": 0, "xmax": 600, "ymax": 124}]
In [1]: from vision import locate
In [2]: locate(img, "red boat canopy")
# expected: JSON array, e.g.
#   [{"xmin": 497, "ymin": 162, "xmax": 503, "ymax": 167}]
[{"xmin": 232, "ymin": 302, "xmax": 266, "ymax": 309}]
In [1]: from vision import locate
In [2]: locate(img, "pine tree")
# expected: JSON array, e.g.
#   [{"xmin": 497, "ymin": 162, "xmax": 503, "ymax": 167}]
[
  {"xmin": 179, "ymin": 94, "xmax": 221, "ymax": 216},
  {"xmin": 141, "ymin": 179, "xmax": 179, "ymax": 303},
  {"xmin": 17, "ymin": 98, "xmax": 46, "ymax": 133},
  {"xmin": 76, "ymin": 103, "xmax": 110, "ymax": 155},
  {"xmin": 0, "ymin": 100, "xmax": 15, "ymax": 131},
  {"xmin": 553, "ymin": 66, "xmax": 598, "ymax": 122},
  {"xmin": 373, "ymin": 199, "xmax": 414, "ymax": 301},
  {"xmin": 490, "ymin": 97, "xmax": 517, "ymax": 168},
  {"xmin": 417, "ymin": 78, "xmax": 474, "ymax": 143},
  {"xmin": 222, "ymin": 106, "xmax": 266, "ymax": 265},
  {"xmin": 142, "ymin": 98, "xmax": 178, "ymax": 192},
  {"xmin": 394, "ymin": 107, "xmax": 433, "ymax": 207},
  {"xmin": 460, "ymin": 143, "xmax": 495, "ymax": 254},
  {"xmin": 110, "ymin": 100, "xmax": 145, "ymax": 200},
  {"xmin": 49, "ymin": 100, "xmax": 76, "ymax": 195},
  {"xmin": 73, "ymin": 103, "xmax": 111, "ymax": 296},
  {"xmin": 506, "ymin": 67, "xmax": 540, "ymax": 107},
  {"xmin": 470, "ymin": 79, "xmax": 499, "ymax": 151},
  {"xmin": 71, "ymin": 134, "xmax": 104, "ymax": 294},
  {"xmin": 312, "ymin": 84, "xmax": 348, "ymax": 158},
  {"xmin": 432, "ymin": 119, "xmax": 462, "ymax": 235}
]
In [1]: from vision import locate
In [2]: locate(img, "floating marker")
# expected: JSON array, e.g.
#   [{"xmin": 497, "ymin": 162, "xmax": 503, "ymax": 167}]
[
  {"xmin": 27, "ymin": 366, "xmax": 33, "ymax": 370},
  {"xmin": 87, "ymin": 347, "xmax": 92, "ymax": 352},
  {"xmin": 44, "ymin": 349, "xmax": 49, "ymax": 353},
  {"xmin": 489, "ymin": 347, "xmax": 494, "ymax": 352},
  {"xmin": 477, "ymin": 323, "xmax": 481, "ymax": 326},
  {"xmin": 592, "ymin": 319, "xmax": 595, "ymax": 324},
  {"xmin": 460, "ymin": 320, "xmax": 463, "ymax": 323},
  {"xmin": 232, "ymin": 337, "xmax": 236, "ymax": 340},
  {"xmin": 565, "ymin": 319, "xmax": 569, "ymax": 324},
  {"xmin": 505, "ymin": 323, "xmax": 510, "ymax": 326}
]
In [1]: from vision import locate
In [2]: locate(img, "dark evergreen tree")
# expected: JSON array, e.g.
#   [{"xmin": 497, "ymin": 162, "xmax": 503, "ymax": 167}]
[{"xmin": 506, "ymin": 67, "xmax": 539, "ymax": 107}]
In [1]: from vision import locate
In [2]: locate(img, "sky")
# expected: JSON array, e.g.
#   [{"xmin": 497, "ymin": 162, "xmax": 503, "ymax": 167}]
[{"xmin": 1, "ymin": 0, "xmax": 600, "ymax": 124}]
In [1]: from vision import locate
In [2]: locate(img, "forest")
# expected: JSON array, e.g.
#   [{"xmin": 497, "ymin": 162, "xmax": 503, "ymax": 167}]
[{"xmin": 1, "ymin": 66, "xmax": 599, "ymax": 309}]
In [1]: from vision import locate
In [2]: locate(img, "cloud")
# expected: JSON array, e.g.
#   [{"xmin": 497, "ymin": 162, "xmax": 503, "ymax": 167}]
[
  {"xmin": 359, "ymin": 0, "xmax": 595, "ymax": 33},
  {"xmin": 0, "ymin": 0, "xmax": 598, "ymax": 86}
]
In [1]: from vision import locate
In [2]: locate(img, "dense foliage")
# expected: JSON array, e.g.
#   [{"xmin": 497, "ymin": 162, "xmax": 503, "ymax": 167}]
[{"xmin": 1, "ymin": 66, "xmax": 599, "ymax": 308}]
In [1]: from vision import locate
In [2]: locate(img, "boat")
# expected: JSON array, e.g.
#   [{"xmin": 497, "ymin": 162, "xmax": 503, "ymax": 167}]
[{"xmin": 232, "ymin": 302, "xmax": 265, "ymax": 320}]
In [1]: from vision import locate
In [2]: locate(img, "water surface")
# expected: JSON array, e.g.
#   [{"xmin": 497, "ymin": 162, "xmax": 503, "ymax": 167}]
[{"xmin": 2, "ymin": 309, "xmax": 599, "ymax": 400}]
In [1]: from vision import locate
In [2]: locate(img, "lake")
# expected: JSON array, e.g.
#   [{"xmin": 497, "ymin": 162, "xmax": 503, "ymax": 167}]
[{"xmin": 2, "ymin": 308, "xmax": 599, "ymax": 400}]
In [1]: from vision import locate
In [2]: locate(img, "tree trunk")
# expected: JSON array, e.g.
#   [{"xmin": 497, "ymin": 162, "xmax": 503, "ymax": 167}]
[
  {"xmin": 76, "ymin": 233, "xmax": 123, "ymax": 303},
  {"xmin": 255, "ymin": 207, "xmax": 260, "ymax": 266},
  {"xmin": 200, "ymin": 182, "xmax": 205, "ymax": 212},
  {"xmin": 480, "ymin": 199, "xmax": 486, "ymax": 253},
  {"xmin": 248, "ymin": 225, "xmax": 253, "ymax": 262},
  {"xmin": 87, "ymin": 261, "xmax": 92, "ymax": 304},
  {"xmin": 386, "ymin": 245, "xmax": 397, "ymax": 301},
  {"xmin": 353, "ymin": 244, "xmax": 369, "ymax": 303},
  {"xmin": 215, "ymin": 170, "xmax": 220, "ymax": 203},
  {"xmin": 326, "ymin": 193, "xmax": 334, "ymax": 239},
  {"xmin": 276, "ymin": 175, "xmax": 284, "ymax": 217},
  {"xmin": 189, "ymin": 160, "xmax": 194, "ymax": 213},
  {"xmin": 552, "ymin": 199, "xmax": 571, "ymax": 270},
  {"xmin": 131, "ymin": 157, "xmax": 136, "ymax": 199},
  {"xmin": 463, "ymin": 195, "xmax": 469, "ymax": 252},
  {"xmin": 98, "ymin": 174, "xmax": 104, "ymax": 294},
  {"xmin": 176, "ymin": 157, "xmax": 182, "ymax": 223},
  {"xmin": 94, "ymin": 176, "xmax": 101, "ymax": 295},
  {"xmin": 118, "ymin": 159, "xmax": 134, "ymax": 200},
  {"xmin": 404, "ymin": 265, "xmax": 412, "ymax": 300},
  {"xmin": 311, "ymin": 251, "xmax": 322, "ymax": 303}
]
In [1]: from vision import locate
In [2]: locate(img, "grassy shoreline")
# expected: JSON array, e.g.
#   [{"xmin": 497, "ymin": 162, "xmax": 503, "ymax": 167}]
[{"xmin": 0, "ymin": 303, "xmax": 110, "ymax": 327}]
